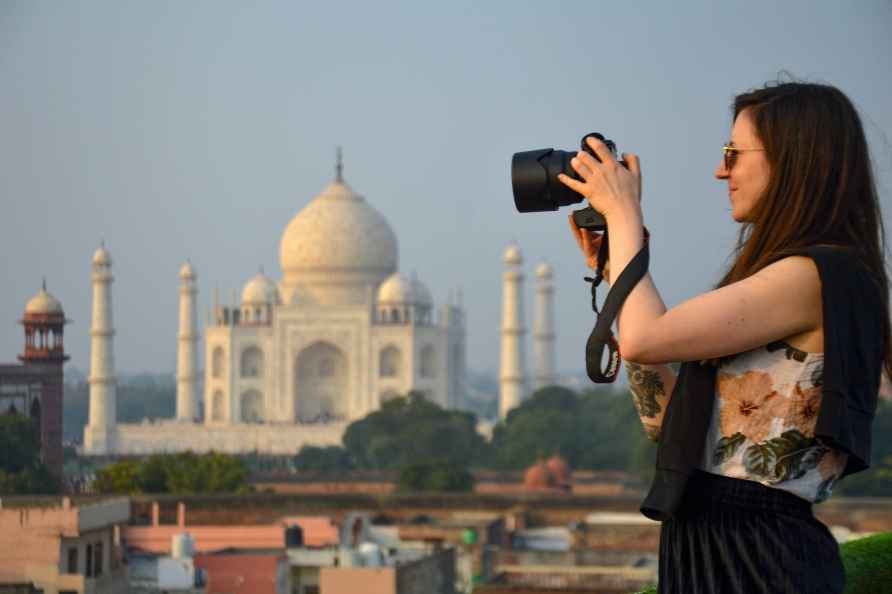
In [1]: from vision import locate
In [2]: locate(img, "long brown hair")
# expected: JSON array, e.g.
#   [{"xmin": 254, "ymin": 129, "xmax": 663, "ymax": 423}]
[{"xmin": 717, "ymin": 80, "xmax": 891, "ymax": 376}]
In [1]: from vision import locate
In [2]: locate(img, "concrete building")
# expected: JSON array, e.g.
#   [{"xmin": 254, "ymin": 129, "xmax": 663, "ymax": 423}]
[
  {"xmin": 129, "ymin": 533, "xmax": 205, "ymax": 594},
  {"xmin": 82, "ymin": 156, "xmax": 467, "ymax": 456},
  {"xmin": 122, "ymin": 502, "xmax": 339, "ymax": 555},
  {"xmin": 193, "ymin": 549, "xmax": 290, "ymax": 594},
  {"xmin": 317, "ymin": 548, "xmax": 455, "ymax": 594},
  {"xmin": 0, "ymin": 497, "xmax": 130, "ymax": 594}
]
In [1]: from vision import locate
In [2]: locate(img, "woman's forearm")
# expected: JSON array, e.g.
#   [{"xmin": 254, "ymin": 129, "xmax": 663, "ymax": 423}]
[{"xmin": 606, "ymin": 208, "xmax": 671, "ymax": 361}]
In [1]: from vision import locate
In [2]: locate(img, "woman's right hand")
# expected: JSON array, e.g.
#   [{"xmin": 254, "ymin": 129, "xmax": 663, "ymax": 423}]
[{"xmin": 568, "ymin": 214, "xmax": 610, "ymax": 281}]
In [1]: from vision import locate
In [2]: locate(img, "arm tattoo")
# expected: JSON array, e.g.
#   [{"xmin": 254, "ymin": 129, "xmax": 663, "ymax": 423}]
[
  {"xmin": 643, "ymin": 423, "xmax": 661, "ymax": 442},
  {"xmin": 626, "ymin": 362, "xmax": 664, "ymax": 419}
]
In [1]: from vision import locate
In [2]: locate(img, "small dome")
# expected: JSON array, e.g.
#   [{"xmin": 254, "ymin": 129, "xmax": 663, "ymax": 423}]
[
  {"xmin": 25, "ymin": 286, "xmax": 64, "ymax": 315},
  {"xmin": 410, "ymin": 276, "xmax": 433, "ymax": 306},
  {"xmin": 523, "ymin": 460, "xmax": 555, "ymax": 490},
  {"xmin": 535, "ymin": 263, "xmax": 553, "ymax": 279},
  {"xmin": 242, "ymin": 273, "xmax": 278, "ymax": 305},
  {"xmin": 93, "ymin": 246, "xmax": 111, "ymax": 265},
  {"xmin": 377, "ymin": 273, "xmax": 414, "ymax": 304},
  {"xmin": 179, "ymin": 261, "xmax": 196, "ymax": 279},
  {"xmin": 504, "ymin": 244, "xmax": 522, "ymax": 265},
  {"xmin": 546, "ymin": 454, "xmax": 570, "ymax": 486}
]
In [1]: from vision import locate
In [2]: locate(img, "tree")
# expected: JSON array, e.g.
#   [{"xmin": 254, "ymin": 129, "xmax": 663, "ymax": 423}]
[
  {"xmin": 835, "ymin": 400, "xmax": 892, "ymax": 496},
  {"xmin": 91, "ymin": 452, "xmax": 249, "ymax": 495},
  {"xmin": 397, "ymin": 461, "xmax": 475, "ymax": 493},
  {"xmin": 343, "ymin": 392, "xmax": 487, "ymax": 470},
  {"xmin": 93, "ymin": 460, "xmax": 142, "ymax": 494},
  {"xmin": 293, "ymin": 446, "xmax": 354, "ymax": 472},
  {"xmin": 0, "ymin": 413, "xmax": 41, "ymax": 474},
  {"xmin": 0, "ymin": 413, "xmax": 60, "ymax": 495},
  {"xmin": 488, "ymin": 385, "xmax": 646, "ymax": 472}
]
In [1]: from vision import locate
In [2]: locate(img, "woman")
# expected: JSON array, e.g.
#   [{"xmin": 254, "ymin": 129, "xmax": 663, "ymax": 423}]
[{"xmin": 559, "ymin": 81, "xmax": 889, "ymax": 593}]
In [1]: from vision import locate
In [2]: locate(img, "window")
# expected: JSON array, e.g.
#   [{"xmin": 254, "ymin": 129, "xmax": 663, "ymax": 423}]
[
  {"xmin": 94, "ymin": 542, "xmax": 103, "ymax": 576},
  {"xmin": 420, "ymin": 345, "xmax": 436, "ymax": 378},
  {"xmin": 379, "ymin": 346, "xmax": 401, "ymax": 378},
  {"xmin": 211, "ymin": 391, "xmax": 224, "ymax": 421},
  {"xmin": 240, "ymin": 390, "xmax": 264, "ymax": 424},
  {"xmin": 212, "ymin": 347, "xmax": 225, "ymax": 378},
  {"xmin": 85, "ymin": 544, "xmax": 93, "ymax": 578},
  {"xmin": 240, "ymin": 346, "xmax": 264, "ymax": 378},
  {"xmin": 67, "ymin": 547, "xmax": 78, "ymax": 574}
]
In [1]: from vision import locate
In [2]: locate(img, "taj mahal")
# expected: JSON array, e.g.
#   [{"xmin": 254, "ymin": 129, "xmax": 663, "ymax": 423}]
[{"xmin": 81, "ymin": 155, "xmax": 557, "ymax": 456}]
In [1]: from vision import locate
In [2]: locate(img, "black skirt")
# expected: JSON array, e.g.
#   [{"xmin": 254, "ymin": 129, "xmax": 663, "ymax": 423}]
[{"xmin": 658, "ymin": 470, "xmax": 844, "ymax": 594}]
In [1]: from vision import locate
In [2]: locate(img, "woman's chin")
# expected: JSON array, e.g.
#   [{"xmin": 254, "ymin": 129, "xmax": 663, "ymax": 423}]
[{"xmin": 730, "ymin": 205, "xmax": 752, "ymax": 223}]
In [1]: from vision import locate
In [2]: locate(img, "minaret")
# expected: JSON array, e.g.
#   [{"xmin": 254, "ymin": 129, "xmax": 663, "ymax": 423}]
[
  {"xmin": 499, "ymin": 244, "xmax": 527, "ymax": 419},
  {"xmin": 533, "ymin": 263, "xmax": 557, "ymax": 390},
  {"xmin": 84, "ymin": 244, "xmax": 117, "ymax": 454},
  {"xmin": 176, "ymin": 261, "xmax": 199, "ymax": 421}
]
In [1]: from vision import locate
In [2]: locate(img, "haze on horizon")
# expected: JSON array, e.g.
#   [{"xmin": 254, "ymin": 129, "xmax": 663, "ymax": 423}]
[{"xmin": 1, "ymin": 1, "xmax": 891, "ymax": 377}]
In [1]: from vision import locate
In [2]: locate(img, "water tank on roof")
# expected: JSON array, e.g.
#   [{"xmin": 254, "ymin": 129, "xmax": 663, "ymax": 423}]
[
  {"xmin": 285, "ymin": 524, "xmax": 304, "ymax": 548},
  {"xmin": 171, "ymin": 532, "xmax": 194, "ymax": 559},
  {"xmin": 358, "ymin": 542, "xmax": 384, "ymax": 567}
]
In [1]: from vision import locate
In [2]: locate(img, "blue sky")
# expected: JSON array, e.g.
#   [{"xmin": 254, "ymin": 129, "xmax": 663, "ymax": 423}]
[{"xmin": 1, "ymin": 1, "xmax": 890, "ymax": 375}]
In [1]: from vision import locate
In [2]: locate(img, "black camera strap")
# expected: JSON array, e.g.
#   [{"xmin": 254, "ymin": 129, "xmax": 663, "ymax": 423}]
[{"xmin": 584, "ymin": 230, "xmax": 650, "ymax": 383}]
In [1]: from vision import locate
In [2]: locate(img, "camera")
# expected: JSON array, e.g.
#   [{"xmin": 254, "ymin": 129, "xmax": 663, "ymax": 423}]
[{"xmin": 511, "ymin": 132, "xmax": 622, "ymax": 231}]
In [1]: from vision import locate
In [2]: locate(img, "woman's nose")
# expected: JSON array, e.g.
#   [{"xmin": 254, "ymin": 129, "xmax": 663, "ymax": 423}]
[{"xmin": 715, "ymin": 160, "xmax": 729, "ymax": 180}]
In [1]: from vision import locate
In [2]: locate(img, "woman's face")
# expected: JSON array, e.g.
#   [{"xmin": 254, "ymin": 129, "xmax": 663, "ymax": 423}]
[{"xmin": 715, "ymin": 108, "xmax": 771, "ymax": 223}]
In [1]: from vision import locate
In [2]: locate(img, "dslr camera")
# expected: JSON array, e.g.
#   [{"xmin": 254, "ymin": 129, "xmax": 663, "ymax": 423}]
[{"xmin": 511, "ymin": 132, "xmax": 623, "ymax": 230}]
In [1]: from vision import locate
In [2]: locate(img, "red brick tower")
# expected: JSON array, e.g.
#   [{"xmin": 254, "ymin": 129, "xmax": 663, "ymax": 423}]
[{"xmin": 17, "ymin": 281, "xmax": 69, "ymax": 476}]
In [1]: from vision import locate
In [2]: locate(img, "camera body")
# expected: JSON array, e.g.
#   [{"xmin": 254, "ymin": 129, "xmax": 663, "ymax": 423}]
[{"xmin": 511, "ymin": 132, "xmax": 621, "ymax": 230}]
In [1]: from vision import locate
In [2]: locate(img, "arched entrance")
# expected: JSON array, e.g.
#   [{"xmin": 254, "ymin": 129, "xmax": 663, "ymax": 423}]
[{"xmin": 294, "ymin": 341, "xmax": 348, "ymax": 423}]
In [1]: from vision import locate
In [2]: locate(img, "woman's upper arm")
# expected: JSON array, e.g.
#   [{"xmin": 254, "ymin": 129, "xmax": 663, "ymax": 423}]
[{"xmin": 621, "ymin": 256, "xmax": 822, "ymax": 364}]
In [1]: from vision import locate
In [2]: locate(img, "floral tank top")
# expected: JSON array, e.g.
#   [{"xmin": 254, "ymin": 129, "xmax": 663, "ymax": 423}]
[{"xmin": 699, "ymin": 341, "xmax": 848, "ymax": 503}]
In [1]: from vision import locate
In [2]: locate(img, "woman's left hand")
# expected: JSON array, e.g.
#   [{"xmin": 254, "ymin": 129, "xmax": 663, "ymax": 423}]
[{"xmin": 557, "ymin": 136, "xmax": 642, "ymax": 220}]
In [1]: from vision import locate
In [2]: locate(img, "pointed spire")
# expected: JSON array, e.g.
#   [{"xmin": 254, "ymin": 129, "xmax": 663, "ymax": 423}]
[
  {"xmin": 335, "ymin": 146, "xmax": 344, "ymax": 183},
  {"xmin": 42, "ymin": 277, "xmax": 47, "ymax": 292}
]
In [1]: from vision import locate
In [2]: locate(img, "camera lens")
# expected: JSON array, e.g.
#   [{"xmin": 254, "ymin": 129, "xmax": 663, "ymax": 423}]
[{"xmin": 511, "ymin": 148, "xmax": 584, "ymax": 213}]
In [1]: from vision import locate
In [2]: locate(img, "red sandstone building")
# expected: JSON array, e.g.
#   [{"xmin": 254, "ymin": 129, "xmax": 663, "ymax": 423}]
[{"xmin": 0, "ymin": 283, "xmax": 69, "ymax": 477}]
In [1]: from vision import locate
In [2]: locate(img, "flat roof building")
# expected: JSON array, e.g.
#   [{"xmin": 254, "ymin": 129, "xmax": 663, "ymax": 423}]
[{"xmin": 0, "ymin": 497, "xmax": 130, "ymax": 594}]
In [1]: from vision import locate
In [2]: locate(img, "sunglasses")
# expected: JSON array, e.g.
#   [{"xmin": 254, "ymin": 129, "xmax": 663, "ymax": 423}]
[{"xmin": 722, "ymin": 144, "xmax": 765, "ymax": 171}]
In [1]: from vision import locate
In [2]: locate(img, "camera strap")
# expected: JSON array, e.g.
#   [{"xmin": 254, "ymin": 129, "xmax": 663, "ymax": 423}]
[{"xmin": 584, "ymin": 229, "xmax": 650, "ymax": 383}]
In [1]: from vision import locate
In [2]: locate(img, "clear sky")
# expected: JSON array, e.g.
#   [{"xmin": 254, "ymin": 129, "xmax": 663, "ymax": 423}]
[{"xmin": 1, "ymin": 1, "xmax": 890, "ymax": 376}]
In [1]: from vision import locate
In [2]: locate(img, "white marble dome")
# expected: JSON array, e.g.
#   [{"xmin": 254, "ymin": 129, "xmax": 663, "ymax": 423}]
[
  {"xmin": 377, "ymin": 273, "xmax": 414, "ymax": 304},
  {"xmin": 242, "ymin": 272, "xmax": 278, "ymax": 305},
  {"xmin": 411, "ymin": 276, "xmax": 433, "ymax": 306},
  {"xmin": 279, "ymin": 180, "xmax": 398, "ymax": 286},
  {"xmin": 25, "ymin": 286, "xmax": 64, "ymax": 315}
]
